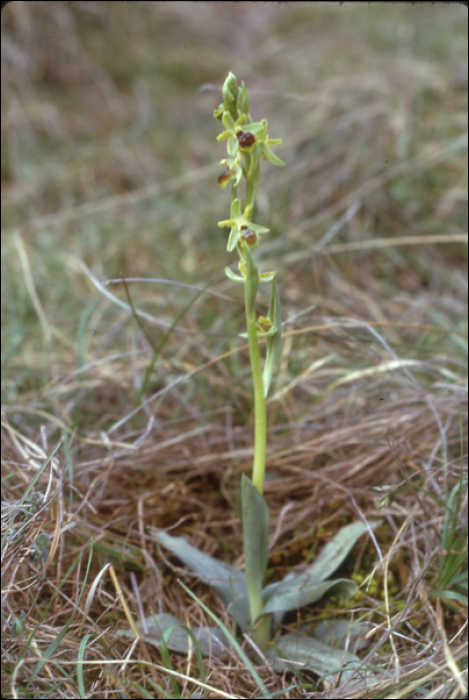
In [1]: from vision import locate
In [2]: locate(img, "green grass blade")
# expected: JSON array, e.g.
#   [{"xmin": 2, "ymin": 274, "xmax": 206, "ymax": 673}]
[{"xmin": 178, "ymin": 580, "xmax": 271, "ymax": 698}]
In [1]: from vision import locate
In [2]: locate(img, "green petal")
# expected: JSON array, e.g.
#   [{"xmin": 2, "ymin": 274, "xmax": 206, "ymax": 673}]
[
  {"xmin": 217, "ymin": 130, "xmax": 232, "ymax": 142},
  {"xmin": 218, "ymin": 218, "xmax": 237, "ymax": 228},
  {"xmin": 235, "ymin": 113, "xmax": 247, "ymax": 129},
  {"xmin": 243, "ymin": 203, "xmax": 253, "ymax": 220}
]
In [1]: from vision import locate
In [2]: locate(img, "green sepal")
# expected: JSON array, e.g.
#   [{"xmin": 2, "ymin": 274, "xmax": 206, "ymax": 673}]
[
  {"xmin": 262, "ymin": 147, "xmax": 286, "ymax": 167},
  {"xmin": 225, "ymin": 266, "xmax": 246, "ymax": 283},
  {"xmin": 227, "ymin": 227, "xmax": 239, "ymax": 253}
]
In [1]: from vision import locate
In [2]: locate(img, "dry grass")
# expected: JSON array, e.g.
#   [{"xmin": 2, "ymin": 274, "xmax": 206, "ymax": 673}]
[{"xmin": 1, "ymin": 2, "xmax": 467, "ymax": 698}]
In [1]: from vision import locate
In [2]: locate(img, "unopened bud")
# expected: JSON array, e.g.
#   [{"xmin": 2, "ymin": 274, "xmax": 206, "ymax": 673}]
[
  {"xmin": 237, "ymin": 81, "xmax": 250, "ymax": 117},
  {"xmin": 222, "ymin": 72, "xmax": 239, "ymax": 115}
]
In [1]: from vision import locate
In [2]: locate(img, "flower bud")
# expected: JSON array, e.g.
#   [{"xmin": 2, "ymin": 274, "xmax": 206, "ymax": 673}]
[
  {"xmin": 237, "ymin": 81, "xmax": 250, "ymax": 118},
  {"xmin": 256, "ymin": 316, "xmax": 273, "ymax": 334},
  {"xmin": 222, "ymin": 72, "xmax": 239, "ymax": 115}
]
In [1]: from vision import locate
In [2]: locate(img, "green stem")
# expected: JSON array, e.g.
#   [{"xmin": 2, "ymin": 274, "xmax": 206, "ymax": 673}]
[
  {"xmin": 245, "ymin": 545, "xmax": 270, "ymax": 648},
  {"xmin": 244, "ymin": 151, "xmax": 259, "ymax": 210},
  {"xmin": 253, "ymin": 615, "xmax": 271, "ymax": 650},
  {"xmin": 245, "ymin": 286, "xmax": 267, "ymax": 497}
]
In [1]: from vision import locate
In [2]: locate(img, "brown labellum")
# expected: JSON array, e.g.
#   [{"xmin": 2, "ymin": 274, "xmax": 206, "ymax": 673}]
[
  {"xmin": 238, "ymin": 132, "xmax": 256, "ymax": 149},
  {"xmin": 240, "ymin": 225, "xmax": 258, "ymax": 247},
  {"xmin": 217, "ymin": 169, "xmax": 233, "ymax": 186}
]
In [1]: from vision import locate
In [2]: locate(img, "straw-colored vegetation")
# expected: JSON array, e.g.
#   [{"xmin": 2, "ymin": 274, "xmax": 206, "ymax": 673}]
[{"xmin": 1, "ymin": 2, "xmax": 467, "ymax": 698}]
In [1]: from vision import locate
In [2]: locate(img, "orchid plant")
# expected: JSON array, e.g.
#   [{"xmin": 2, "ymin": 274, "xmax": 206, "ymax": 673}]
[{"xmin": 119, "ymin": 73, "xmax": 380, "ymax": 686}]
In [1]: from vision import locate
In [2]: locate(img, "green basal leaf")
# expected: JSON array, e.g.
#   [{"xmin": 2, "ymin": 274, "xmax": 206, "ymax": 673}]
[
  {"xmin": 265, "ymin": 632, "xmax": 377, "ymax": 687},
  {"xmin": 261, "ymin": 520, "xmax": 381, "ymax": 625},
  {"xmin": 306, "ymin": 618, "xmax": 373, "ymax": 652},
  {"xmin": 240, "ymin": 475, "xmax": 269, "ymax": 626},
  {"xmin": 261, "ymin": 577, "xmax": 357, "ymax": 618},
  {"xmin": 116, "ymin": 612, "xmax": 230, "ymax": 659},
  {"xmin": 148, "ymin": 528, "xmax": 251, "ymax": 630},
  {"xmin": 303, "ymin": 520, "xmax": 382, "ymax": 582}
]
